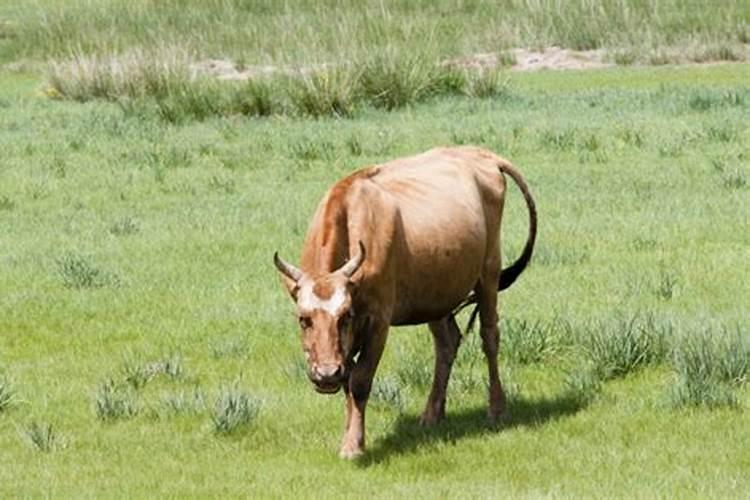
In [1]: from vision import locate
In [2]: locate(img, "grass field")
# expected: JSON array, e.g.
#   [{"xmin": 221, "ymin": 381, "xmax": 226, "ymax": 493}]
[{"xmin": 1, "ymin": 1, "xmax": 750, "ymax": 497}]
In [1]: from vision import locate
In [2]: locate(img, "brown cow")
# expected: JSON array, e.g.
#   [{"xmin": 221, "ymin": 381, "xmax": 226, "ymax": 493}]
[{"xmin": 274, "ymin": 146, "xmax": 537, "ymax": 458}]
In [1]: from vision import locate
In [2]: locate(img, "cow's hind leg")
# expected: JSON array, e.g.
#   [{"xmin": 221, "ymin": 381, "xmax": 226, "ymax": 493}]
[
  {"xmin": 421, "ymin": 314, "xmax": 462, "ymax": 426},
  {"xmin": 475, "ymin": 260, "xmax": 506, "ymax": 422}
]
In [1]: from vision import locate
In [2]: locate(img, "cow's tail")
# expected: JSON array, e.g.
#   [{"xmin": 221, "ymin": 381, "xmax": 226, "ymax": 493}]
[
  {"xmin": 455, "ymin": 158, "xmax": 537, "ymax": 330},
  {"xmin": 496, "ymin": 159, "xmax": 537, "ymax": 291}
]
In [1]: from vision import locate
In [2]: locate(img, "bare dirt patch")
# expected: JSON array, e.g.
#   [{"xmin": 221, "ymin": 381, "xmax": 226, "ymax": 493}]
[{"xmin": 191, "ymin": 47, "xmax": 614, "ymax": 81}]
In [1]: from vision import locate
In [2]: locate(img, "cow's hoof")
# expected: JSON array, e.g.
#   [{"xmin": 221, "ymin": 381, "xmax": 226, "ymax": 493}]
[
  {"xmin": 339, "ymin": 444, "xmax": 364, "ymax": 460},
  {"xmin": 419, "ymin": 411, "xmax": 443, "ymax": 426}
]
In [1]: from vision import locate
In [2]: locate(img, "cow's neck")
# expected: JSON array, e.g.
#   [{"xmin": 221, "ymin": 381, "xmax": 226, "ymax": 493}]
[{"xmin": 316, "ymin": 200, "xmax": 350, "ymax": 274}]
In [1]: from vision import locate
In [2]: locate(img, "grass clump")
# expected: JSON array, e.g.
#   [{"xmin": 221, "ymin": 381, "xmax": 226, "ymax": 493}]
[
  {"xmin": 582, "ymin": 313, "xmax": 671, "ymax": 380},
  {"xmin": 463, "ymin": 69, "xmax": 510, "ymax": 99},
  {"xmin": 153, "ymin": 388, "xmax": 207, "ymax": 419},
  {"xmin": 501, "ymin": 318, "xmax": 561, "ymax": 364},
  {"xmin": 667, "ymin": 325, "xmax": 748, "ymax": 409},
  {"xmin": 0, "ymin": 375, "xmax": 16, "ymax": 413},
  {"xmin": 109, "ymin": 215, "xmax": 140, "ymax": 236},
  {"xmin": 211, "ymin": 383, "xmax": 260, "ymax": 435},
  {"xmin": 95, "ymin": 378, "xmax": 139, "ymax": 421},
  {"xmin": 562, "ymin": 368, "xmax": 603, "ymax": 408},
  {"xmin": 669, "ymin": 327, "xmax": 750, "ymax": 408},
  {"xmin": 121, "ymin": 353, "xmax": 184, "ymax": 389},
  {"xmin": 23, "ymin": 422, "xmax": 63, "ymax": 452},
  {"xmin": 209, "ymin": 335, "xmax": 250, "ymax": 359},
  {"xmin": 289, "ymin": 67, "xmax": 361, "ymax": 118},
  {"xmin": 0, "ymin": 195, "xmax": 15, "ymax": 211},
  {"xmin": 56, "ymin": 252, "xmax": 117, "ymax": 289}
]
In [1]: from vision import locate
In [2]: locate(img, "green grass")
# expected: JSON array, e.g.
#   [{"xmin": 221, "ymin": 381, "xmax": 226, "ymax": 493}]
[{"xmin": 0, "ymin": 61, "xmax": 749, "ymax": 496}]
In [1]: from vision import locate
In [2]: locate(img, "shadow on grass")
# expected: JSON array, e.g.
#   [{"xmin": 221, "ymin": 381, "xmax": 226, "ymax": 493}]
[{"xmin": 358, "ymin": 392, "xmax": 587, "ymax": 466}]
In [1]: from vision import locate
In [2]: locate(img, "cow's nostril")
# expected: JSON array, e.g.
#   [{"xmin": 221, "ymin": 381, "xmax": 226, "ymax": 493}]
[{"xmin": 315, "ymin": 364, "xmax": 342, "ymax": 380}]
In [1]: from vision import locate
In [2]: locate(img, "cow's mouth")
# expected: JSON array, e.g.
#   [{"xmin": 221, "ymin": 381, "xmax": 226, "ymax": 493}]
[{"xmin": 313, "ymin": 381, "xmax": 342, "ymax": 394}]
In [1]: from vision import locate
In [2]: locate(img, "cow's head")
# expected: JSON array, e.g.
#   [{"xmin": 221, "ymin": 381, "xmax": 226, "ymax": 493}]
[{"xmin": 273, "ymin": 242, "xmax": 365, "ymax": 394}]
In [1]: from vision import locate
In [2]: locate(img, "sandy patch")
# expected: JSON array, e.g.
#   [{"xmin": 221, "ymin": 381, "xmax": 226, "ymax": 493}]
[
  {"xmin": 191, "ymin": 46, "xmax": 615, "ymax": 81},
  {"xmin": 447, "ymin": 47, "xmax": 613, "ymax": 72}
]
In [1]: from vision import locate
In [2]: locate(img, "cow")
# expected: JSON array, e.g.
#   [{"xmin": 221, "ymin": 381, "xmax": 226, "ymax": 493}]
[{"xmin": 273, "ymin": 146, "xmax": 537, "ymax": 458}]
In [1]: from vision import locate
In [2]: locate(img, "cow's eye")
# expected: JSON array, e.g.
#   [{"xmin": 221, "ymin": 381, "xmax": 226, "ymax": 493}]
[
  {"xmin": 337, "ymin": 314, "xmax": 351, "ymax": 331},
  {"xmin": 299, "ymin": 316, "xmax": 312, "ymax": 329}
]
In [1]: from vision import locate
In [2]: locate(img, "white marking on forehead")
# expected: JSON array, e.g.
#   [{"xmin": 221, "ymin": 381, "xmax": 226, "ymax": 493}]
[{"xmin": 298, "ymin": 284, "xmax": 347, "ymax": 315}]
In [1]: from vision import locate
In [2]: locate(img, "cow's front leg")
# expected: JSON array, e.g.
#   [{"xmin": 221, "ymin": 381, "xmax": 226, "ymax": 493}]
[{"xmin": 340, "ymin": 322, "xmax": 388, "ymax": 459}]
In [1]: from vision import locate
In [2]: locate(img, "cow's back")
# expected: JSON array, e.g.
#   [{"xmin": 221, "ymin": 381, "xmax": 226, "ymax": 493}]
[{"xmin": 366, "ymin": 147, "xmax": 507, "ymax": 324}]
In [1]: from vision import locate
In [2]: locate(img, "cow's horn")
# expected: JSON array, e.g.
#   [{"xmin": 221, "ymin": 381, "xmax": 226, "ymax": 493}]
[
  {"xmin": 337, "ymin": 241, "xmax": 366, "ymax": 278},
  {"xmin": 273, "ymin": 252, "xmax": 303, "ymax": 282}
]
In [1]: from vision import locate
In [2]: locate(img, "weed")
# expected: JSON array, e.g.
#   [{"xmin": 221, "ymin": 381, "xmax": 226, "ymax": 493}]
[
  {"xmin": 360, "ymin": 53, "xmax": 443, "ymax": 110},
  {"xmin": 533, "ymin": 245, "xmax": 589, "ymax": 266},
  {"xmin": 705, "ymin": 124, "xmax": 739, "ymax": 143},
  {"xmin": 56, "ymin": 252, "xmax": 117, "ymax": 289},
  {"xmin": 539, "ymin": 128, "xmax": 577, "ymax": 151},
  {"xmin": 463, "ymin": 69, "xmax": 510, "ymax": 99},
  {"xmin": 631, "ymin": 237, "xmax": 657, "ymax": 251},
  {"xmin": 668, "ymin": 376, "xmax": 737, "ymax": 409},
  {"xmin": 655, "ymin": 268, "xmax": 679, "ymax": 301},
  {"xmin": 582, "ymin": 314, "xmax": 670, "ymax": 380},
  {"xmin": 209, "ymin": 336, "xmax": 250, "ymax": 359},
  {"xmin": 23, "ymin": 422, "xmax": 62, "ymax": 452},
  {"xmin": 501, "ymin": 318, "xmax": 560, "ymax": 364},
  {"xmin": 109, "ymin": 216, "xmax": 140, "ymax": 236},
  {"xmin": 346, "ymin": 134, "xmax": 363, "ymax": 156},
  {"xmin": 562, "ymin": 368, "xmax": 602, "ymax": 407},
  {"xmin": 617, "ymin": 127, "xmax": 645, "ymax": 148},
  {"xmin": 667, "ymin": 324, "xmax": 747, "ymax": 408},
  {"xmin": 95, "ymin": 378, "xmax": 139, "ymax": 421},
  {"xmin": 211, "ymin": 383, "xmax": 260, "ymax": 435},
  {"xmin": 289, "ymin": 137, "xmax": 335, "ymax": 163},
  {"xmin": 0, "ymin": 375, "xmax": 15, "ymax": 413},
  {"xmin": 0, "ymin": 195, "xmax": 15, "ymax": 211},
  {"xmin": 229, "ymin": 78, "xmax": 277, "ymax": 117},
  {"xmin": 289, "ymin": 67, "xmax": 360, "ymax": 118},
  {"xmin": 612, "ymin": 50, "xmax": 637, "ymax": 66},
  {"xmin": 721, "ymin": 168, "xmax": 747, "ymax": 190},
  {"xmin": 154, "ymin": 388, "xmax": 207, "ymax": 418},
  {"xmin": 208, "ymin": 174, "xmax": 236, "ymax": 194}
]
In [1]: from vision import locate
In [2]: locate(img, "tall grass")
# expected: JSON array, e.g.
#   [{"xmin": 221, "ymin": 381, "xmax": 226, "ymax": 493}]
[
  {"xmin": 47, "ymin": 48, "xmax": 515, "ymax": 121},
  {"xmin": 7, "ymin": 0, "xmax": 749, "ymax": 65}
]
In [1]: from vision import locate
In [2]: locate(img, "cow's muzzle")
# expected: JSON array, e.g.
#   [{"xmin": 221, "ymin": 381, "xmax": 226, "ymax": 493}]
[{"xmin": 309, "ymin": 364, "xmax": 345, "ymax": 394}]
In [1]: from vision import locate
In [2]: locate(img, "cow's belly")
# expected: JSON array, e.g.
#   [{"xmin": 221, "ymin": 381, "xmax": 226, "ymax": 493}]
[{"xmin": 389, "ymin": 201, "xmax": 487, "ymax": 325}]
